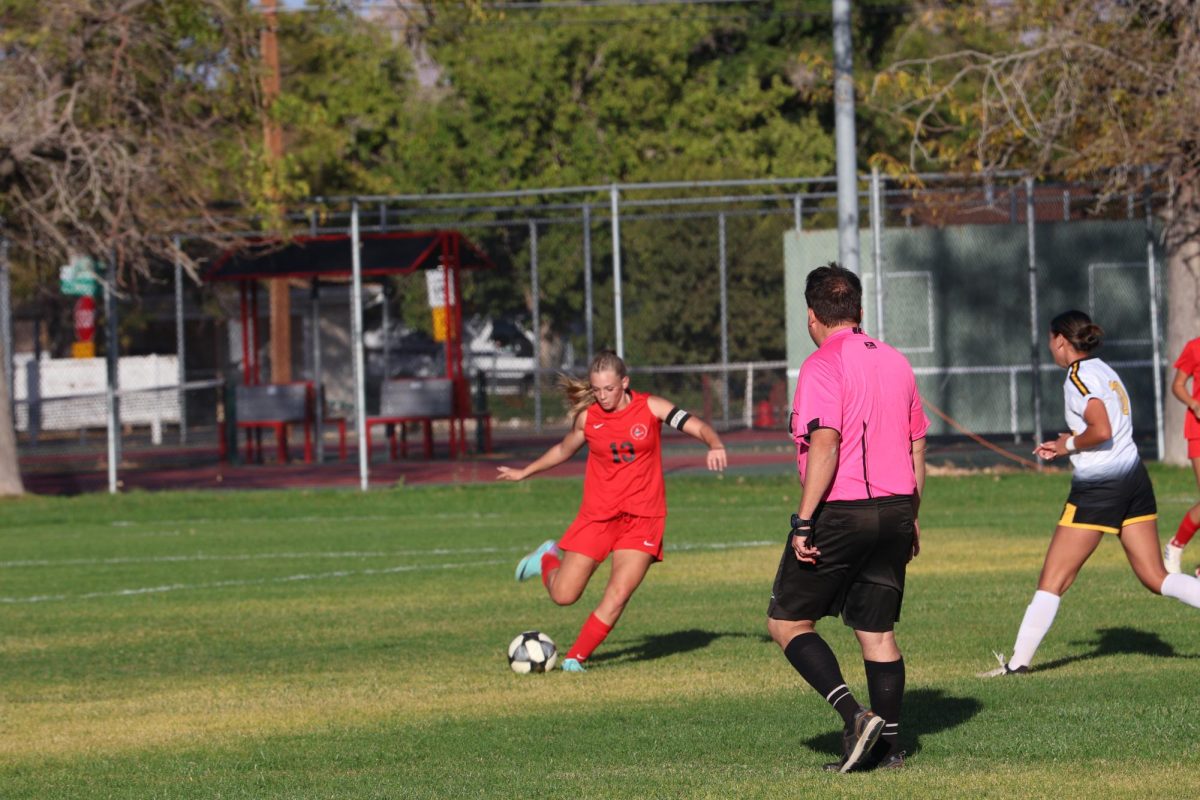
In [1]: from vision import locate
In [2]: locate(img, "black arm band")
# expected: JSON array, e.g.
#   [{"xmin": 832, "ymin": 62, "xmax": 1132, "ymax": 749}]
[{"xmin": 666, "ymin": 406, "xmax": 692, "ymax": 431}]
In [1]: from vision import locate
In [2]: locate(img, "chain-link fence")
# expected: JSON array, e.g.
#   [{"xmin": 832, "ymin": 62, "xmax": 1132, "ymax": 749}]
[
  {"xmin": 789, "ymin": 171, "xmax": 1164, "ymax": 459},
  {"xmin": 1, "ymin": 171, "xmax": 1168, "ymax": 491}
]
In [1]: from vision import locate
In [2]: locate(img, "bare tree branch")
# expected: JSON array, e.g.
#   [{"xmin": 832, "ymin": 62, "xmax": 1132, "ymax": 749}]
[{"xmin": 0, "ymin": 0, "xmax": 272, "ymax": 282}]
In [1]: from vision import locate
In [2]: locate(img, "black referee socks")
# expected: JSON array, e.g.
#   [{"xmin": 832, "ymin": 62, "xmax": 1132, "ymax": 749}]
[
  {"xmin": 864, "ymin": 658, "xmax": 905, "ymax": 752},
  {"xmin": 784, "ymin": 632, "xmax": 861, "ymax": 727}
]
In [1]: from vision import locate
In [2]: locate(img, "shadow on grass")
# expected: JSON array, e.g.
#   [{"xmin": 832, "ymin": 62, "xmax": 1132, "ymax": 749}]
[
  {"xmin": 802, "ymin": 688, "xmax": 982, "ymax": 758},
  {"xmin": 1033, "ymin": 625, "xmax": 1200, "ymax": 673},
  {"xmin": 589, "ymin": 628, "xmax": 771, "ymax": 665}
]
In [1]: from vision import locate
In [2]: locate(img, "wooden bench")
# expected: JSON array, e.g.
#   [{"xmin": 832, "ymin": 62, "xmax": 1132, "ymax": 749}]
[
  {"xmin": 236, "ymin": 382, "xmax": 314, "ymax": 464},
  {"xmin": 365, "ymin": 378, "xmax": 491, "ymax": 460}
]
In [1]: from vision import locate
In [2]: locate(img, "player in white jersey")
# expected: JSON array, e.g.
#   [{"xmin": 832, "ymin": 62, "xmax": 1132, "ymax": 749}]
[{"xmin": 982, "ymin": 310, "xmax": 1200, "ymax": 676}]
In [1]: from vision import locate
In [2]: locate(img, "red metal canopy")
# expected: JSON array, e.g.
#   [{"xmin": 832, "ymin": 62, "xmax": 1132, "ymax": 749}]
[{"xmin": 205, "ymin": 231, "xmax": 494, "ymax": 281}]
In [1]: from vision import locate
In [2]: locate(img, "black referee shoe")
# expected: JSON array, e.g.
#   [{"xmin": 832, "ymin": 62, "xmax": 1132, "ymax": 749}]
[
  {"xmin": 823, "ymin": 749, "xmax": 906, "ymax": 773},
  {"xmin": 827, "ymin": 709, "xmax": 885, "ymax": 774}
]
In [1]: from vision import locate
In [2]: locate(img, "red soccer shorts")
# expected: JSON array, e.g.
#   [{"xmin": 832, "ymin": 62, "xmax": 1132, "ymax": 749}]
[
  {"xmin": 1190, "ymin": 439, "xmax": 1200, "ymax": 459},
  {"xmin": 559, "ymin": 512, "xmax": 666, "ymax": 563}
]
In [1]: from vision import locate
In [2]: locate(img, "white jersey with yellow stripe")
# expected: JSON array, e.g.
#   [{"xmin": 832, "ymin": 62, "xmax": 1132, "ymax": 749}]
[{"xmin": 1063, "ymin": 357, "xmax": 1140, "ymax": 481}]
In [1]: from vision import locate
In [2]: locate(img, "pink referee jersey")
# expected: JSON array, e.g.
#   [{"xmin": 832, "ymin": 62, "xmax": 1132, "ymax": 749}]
[{"xmin": 792, "ymin": 327, "xmax": 929, "ymax": 501}]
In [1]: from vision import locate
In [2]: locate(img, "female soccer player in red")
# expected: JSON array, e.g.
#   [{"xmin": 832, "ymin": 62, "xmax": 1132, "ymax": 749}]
[
  {"xmin": 1163, "ymin": 336, "xmax": 1200, "ymax": 574},
  {"xmin": 497, "ymin": 350, "xmax": 727, "ymax": 672}
]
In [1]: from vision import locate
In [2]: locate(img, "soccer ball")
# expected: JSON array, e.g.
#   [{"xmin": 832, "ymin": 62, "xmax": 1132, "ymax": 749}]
[{"xmin": 507, "ymin": 630, "xmax": 557, "ymax": 674}]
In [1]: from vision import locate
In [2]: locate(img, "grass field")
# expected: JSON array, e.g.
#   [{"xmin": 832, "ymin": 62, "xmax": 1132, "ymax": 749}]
[{"xmin": 3, "ymin": 466, "xmax": 1200, "ymax": 798}]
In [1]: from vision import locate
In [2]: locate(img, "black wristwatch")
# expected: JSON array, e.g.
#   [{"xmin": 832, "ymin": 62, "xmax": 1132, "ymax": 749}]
[{"xmin": 791, "ymin": 513, "xmax": 815, "ymax": 547}]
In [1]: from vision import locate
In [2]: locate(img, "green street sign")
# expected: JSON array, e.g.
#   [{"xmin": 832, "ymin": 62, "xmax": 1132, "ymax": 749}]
[{"xmin": 59, "ymin": 256, "xmax": 100, "ymax": 296}]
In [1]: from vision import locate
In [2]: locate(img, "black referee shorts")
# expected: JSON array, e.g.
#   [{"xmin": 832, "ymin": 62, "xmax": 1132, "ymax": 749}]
[{"xmin": 767, "ymin": 495, "xmax": 916, "ymax": 633}]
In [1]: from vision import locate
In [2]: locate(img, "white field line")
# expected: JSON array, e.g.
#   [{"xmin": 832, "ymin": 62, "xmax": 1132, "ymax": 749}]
[
  {"xmin": 0, "ymin": 559, "xmax": 510, "ymax": 604},
  {"xmin": 106, "ymin": 512, "xmax": 510, "ymax": 528},
  {"xmin": 0, "ymin": 540, "xmax": 778, "ymax": 570},
  {"xmin": 0, "ymin": 547, "xmax": 522, "ymax": 568},
  {"xmin": 0, "ymin": 540, "xmax": 778, "ymax": 604},
  {"xmin": 671, "ymin": 539, "xmax": 775, "ymax": 552}
]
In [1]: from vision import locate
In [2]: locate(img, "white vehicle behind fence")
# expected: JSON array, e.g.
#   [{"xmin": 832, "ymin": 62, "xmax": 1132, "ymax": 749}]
[{"xmin": 463, "ymin": 317, "xmax": 536, "ymax": 395}]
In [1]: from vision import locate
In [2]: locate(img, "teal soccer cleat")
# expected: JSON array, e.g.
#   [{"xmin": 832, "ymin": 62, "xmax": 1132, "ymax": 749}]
[
  {"xmin": 561, "ymin": 658, "xmax": 586, "ymax": 673},
  {"xmin": 515, "ymin": 539, "xmax": 558, "ymax": 582}
]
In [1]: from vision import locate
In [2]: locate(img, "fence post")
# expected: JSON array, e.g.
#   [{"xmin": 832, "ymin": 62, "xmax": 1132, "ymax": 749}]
[
  {"xmin": 743, "ymin": 363, "xmax": 754, "ymax": 429},
  {"xmin": 1026, "ymin": 176, "xmax": 1043, "ymax": 452},
  {"xmin": 311, "ymin": 278, "xmax": 324, "ymax": 463},
  {"xmin": 582, "ymin": 204, "xmax": 594, "ymax": 363},
  {"xmin": 350, "ymin": 200, "xmax": 369, "ymax": 491},
  {"xmin": 381, "ymin": 282, "xmax": 391, "ymax": 379},
  {"xmin": 1144, "ymin": 165, "xmax": 1165, "ymax": 460},
  {"xmin": 1009, "ymin": 369, "xmax": 1019, "ymax": 443},
  {"xmin": 105, "ymin": 251, "xmax": 120, "ymax": 494},
  {"xmin": 173, "ymin": 237, "xmax": 187, "ymax": 445},
  {"xmin": 30, "ymin": 264, "xmax": 42, "ymax": 445},
  {"xmin": 529, "ymin": 220, "xmax": 542, "ymax": 433},
  {"xmin": 718, "ymin": 211, "xmax": 729, "ymax": 426},
  {"xmin": 870, "ymin": 166, "xmax": 885, "ymax": 340},
  {"xmin": 0, "ymin": 239, "xmax": 11, "ymax": 415},
  {"xmin": 610, "ymin": 184, "xmax": 624, "ymax": 358},
  {"xmin": 793, "ymin": 194, "xmax": 804, "ymax": 231},
  {"xmin": 309, "ymin": 212, "xmax": 324, "ymax": 463}
]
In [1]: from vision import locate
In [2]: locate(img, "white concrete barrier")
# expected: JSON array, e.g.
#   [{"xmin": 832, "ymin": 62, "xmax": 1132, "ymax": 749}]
[{"xmin": 13, "ymin": 354, "xmax": 181, "ymax": 443}]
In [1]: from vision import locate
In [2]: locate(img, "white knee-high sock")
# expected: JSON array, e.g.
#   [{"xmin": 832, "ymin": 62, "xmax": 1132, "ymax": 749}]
[
  {"xmin": 1009, "ymin": 590, "xmax": 1061, "ymax": 669},
  {"xmin": 1161, "ymin": 573, "xmax": 1200, "ymax": 608}
]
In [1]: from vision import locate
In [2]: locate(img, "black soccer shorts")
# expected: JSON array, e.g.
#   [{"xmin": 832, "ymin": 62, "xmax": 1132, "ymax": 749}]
[
  {"xmin": 767, "ymin": 494, "xmax": 916, "ymax": 633},
  {"xmin": 1058, "ymin": 460, "xmax": 1157, "ymax": 534}
]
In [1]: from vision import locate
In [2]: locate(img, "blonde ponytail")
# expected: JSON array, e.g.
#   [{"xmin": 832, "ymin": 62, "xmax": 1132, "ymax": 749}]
[
  {"xmin": 559, "ymin": 350, "xmax": 629, "ymax": 421},
  {"xmin": 560, "ymin": 374, "xmax": 595, "ymax": 421}
]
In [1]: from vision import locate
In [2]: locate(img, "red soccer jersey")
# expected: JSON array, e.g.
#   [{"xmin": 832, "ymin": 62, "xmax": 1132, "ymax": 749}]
[
  {"xmin": 577, "ymin": 390, "xmax": 666, "ymax": 520},
  {"xmin": 1175, "ymin": 337, "xmax": 1200, "ymax": 440}
]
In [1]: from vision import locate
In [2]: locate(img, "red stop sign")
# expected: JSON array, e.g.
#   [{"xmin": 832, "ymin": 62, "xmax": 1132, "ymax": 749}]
[{"xmin": 74, "ymin": 296, "xmax": 96, "ymax": 342}]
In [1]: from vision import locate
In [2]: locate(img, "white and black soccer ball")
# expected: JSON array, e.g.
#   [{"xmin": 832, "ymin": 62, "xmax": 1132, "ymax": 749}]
[{"xmin": 507, "ymin": 630, "xmax": 558, "ymax": 674}]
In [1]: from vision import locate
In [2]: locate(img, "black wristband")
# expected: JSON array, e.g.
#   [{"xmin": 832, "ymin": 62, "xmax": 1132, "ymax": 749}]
[{"xmin": 790, "ymin": 513, "xmax": 813, "ymax": 531}]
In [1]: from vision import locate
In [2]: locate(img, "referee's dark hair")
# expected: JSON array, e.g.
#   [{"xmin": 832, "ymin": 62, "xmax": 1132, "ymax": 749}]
[
  {"xmin": 805, "ymin": 262, "xmax": 863, "ymax": 326},
  {"xmin": 1050, "ymin": 309, "xmax": 1104, "ymax": 352}
]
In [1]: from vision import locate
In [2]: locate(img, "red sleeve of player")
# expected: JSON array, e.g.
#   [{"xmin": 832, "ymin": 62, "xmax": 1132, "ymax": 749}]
[{"xmin": 1175, "ymin": 339, "xmax": 1200, "ymax": 374}]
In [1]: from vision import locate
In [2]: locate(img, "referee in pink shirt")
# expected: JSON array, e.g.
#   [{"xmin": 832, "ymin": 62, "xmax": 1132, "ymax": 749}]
[{"xmin": 767, "ymin": 263, "xmax": 929, "ymax": 773}]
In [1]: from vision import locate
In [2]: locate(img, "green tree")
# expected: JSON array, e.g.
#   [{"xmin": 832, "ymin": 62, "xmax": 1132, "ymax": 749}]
[{"xmin": 274, "ymin": 2, "xmax": 416, "ymax": 197}]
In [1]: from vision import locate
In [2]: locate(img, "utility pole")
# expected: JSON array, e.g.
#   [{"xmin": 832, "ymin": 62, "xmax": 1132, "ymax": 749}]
[
  {"xmin": 261, "ymin": 0, "xmax": 292, "ymax": 382},
  {"xmin": 832, "ymin": 0, "xmax": 860, "ymax": 274}
]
